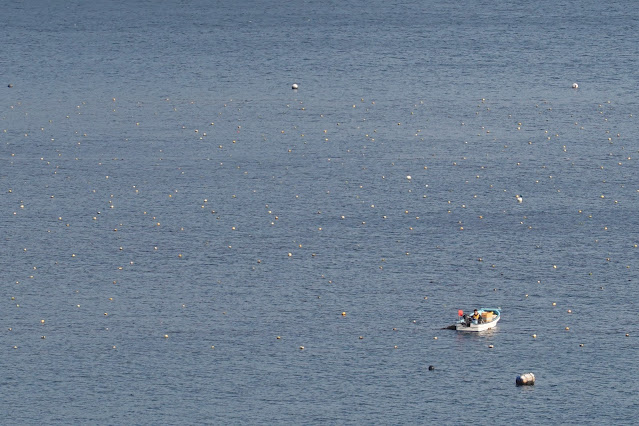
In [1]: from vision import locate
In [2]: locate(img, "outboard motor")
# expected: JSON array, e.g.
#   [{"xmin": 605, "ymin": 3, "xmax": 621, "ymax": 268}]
[{"xmin": 463, "ymin": 314, "xmax": 471, "ymax": 326}]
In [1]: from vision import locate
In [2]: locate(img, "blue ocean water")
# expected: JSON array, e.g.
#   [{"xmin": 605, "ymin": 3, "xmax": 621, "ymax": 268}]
[{"xmin": 1, "ymin": 0, "xmax": 638, "ymax": 423}]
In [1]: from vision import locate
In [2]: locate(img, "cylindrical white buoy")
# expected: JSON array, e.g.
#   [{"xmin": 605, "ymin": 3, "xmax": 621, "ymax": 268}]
[
  {"xmin": 292, "ymin": 83, "xmax": 299, "ymax": 90},
  {"xmin": 516, "ymin": 372, "xmax": 535, "ymax": 386},
  {"xmin": 572, "ymin": 83, "xmax": 579, "ymax": 89}
]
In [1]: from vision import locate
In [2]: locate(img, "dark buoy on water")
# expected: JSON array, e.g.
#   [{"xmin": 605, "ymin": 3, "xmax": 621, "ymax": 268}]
[
  {"xmin": 428, "ymin": 365, "xmax": 435, "ymax": 371},
  {"xmin": 516, "ymin": 372, "xmax": 535, "ymax": 386}
]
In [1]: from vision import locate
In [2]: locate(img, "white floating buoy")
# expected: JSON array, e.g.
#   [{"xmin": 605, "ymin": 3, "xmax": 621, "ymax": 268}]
[
  {"xmin": 572, "ymin": 83, "xmax": 579, "ymax": 89},
  {"xmin": 292, "ymin": 83, "xmax": 299, "ymax": 90},
  {"xmin": 516, "ymin": 372, "xmax": 535, "ymax": 386},
  {"xmin": 516, "ymin": 194, "xmax": 523, "ymax": 203}
]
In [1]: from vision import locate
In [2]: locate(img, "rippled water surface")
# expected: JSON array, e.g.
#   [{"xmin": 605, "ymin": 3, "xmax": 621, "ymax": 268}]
[{"xmin": 1, "ymin": 0, "xmax": 638, "ymax": 423}]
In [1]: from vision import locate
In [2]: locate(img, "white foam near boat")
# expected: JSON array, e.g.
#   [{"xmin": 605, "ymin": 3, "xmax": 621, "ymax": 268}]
[{"xmin": 454, "ymin": 308, "xmax": 501, "ymax": 332}]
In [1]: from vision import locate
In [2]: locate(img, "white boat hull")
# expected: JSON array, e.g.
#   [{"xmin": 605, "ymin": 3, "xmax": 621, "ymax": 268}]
[{"xmin": 455, "ymin": 316, "xmax": 500, "ymax": 332}]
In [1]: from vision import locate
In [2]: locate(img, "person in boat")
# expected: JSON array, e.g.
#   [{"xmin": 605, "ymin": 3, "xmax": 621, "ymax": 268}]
[{"xmin": 472, "ymin": 309, "xmax": 482, "ymax": 324}]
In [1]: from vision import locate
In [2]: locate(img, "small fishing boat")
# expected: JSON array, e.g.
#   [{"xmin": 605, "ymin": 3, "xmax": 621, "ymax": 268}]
[{"xmin": 454, "ymin": 308, "xmax": 500, "ymax": 332}]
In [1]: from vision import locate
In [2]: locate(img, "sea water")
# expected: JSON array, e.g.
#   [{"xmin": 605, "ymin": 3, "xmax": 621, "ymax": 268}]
[{"xmin": 1, "ymin": 0, "xmax": 638, "ymax": 423}]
